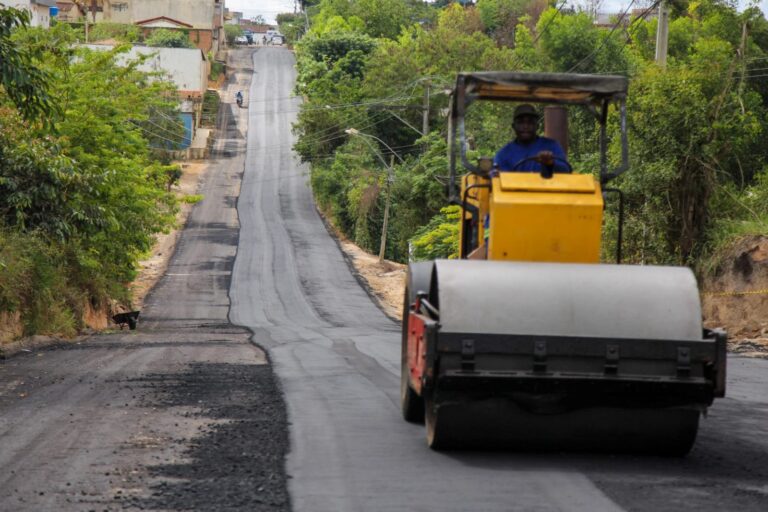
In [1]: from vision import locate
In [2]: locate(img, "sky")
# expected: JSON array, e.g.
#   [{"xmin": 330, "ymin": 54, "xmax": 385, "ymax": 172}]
[
  {"xmin": 225, "ymin": 0, "xmax": 768, "ymax": 26},
  {"xmin": 225, "ymin": 0, "xmax": 298, "ymax": 25}
]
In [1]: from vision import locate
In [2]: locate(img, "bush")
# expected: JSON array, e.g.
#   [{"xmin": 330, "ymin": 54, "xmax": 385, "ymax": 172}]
[
  {"xmin": 201, "ymin": 90, "xmax": 220, "ymax": 127},
  {"xmin": 410, "ymin": 206, "xmax": 460, "ymax": 261},
  {"xmin": 88, "ymin": 22, "xmax": 140, "ymax": 43},
  {"xmin": 0, "ymin": 228, "xmax": 80, "ymax": 337},
  {"xmin": 145, "ymin": 29, "xmax": 194, "ymax": 48},
  {"xmin": 224, "ymin": 24, "xmax": 243, "ymax": 45}
]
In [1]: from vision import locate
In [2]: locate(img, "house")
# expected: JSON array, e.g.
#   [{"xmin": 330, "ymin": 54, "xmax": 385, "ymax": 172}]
[
  {"xmin": 54, "ymin": 1, "xmax": 77, "ymax": 22},
  {"xmin": 83, "ymin": 43, "xmax": 209, "ymax": 150},
  {"xmin": 1, "ymin": 0, "xmax": 57, "ymax": 27},
  {"xmin": 225, "ymin": 9, "xmax": 242, "ymax": 25},
  {"xmin": 100, "ymin": 0, "xmax": 225, "ymax": 55},
  {"xmin": 239, "ymin": 22, "xmax": 274, "ymax": 36},
  {"xmin": 54, "ymin": 1, "xmax": 106, "ymax": 23}
]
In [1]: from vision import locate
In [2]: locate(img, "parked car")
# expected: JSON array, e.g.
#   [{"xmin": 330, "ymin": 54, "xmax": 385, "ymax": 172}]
[
  {"xmin": 271, "ymin": 35, "xmax": 285, "ymax": 45},
  {"xmin": 235, "ymin": 35, "xmax": 248, "ymax": 45}
]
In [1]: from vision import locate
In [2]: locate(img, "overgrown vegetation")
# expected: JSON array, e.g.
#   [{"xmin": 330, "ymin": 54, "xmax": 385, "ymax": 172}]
[
  {"xmin": 293, "ymin": 0, "xmax": 768, "ymax": 272},
  {"xmin": 87, "ymin": 22, "xmax": 141, "ymax": 43},
  {"xmin": 0, "ymin": 8, "xmax": 181, "ymax": 337},
  {"xmin": 201, "ymin": 90, "xmax": 221, "ymax": 127},
  {"xmin": 224, "ymin": 24, "xmax": 244, "ymax": 45},
  {"xmin": 277, "ymin": 12, "xmax": 305, "ymax": 43},
  {"xmin": 145, "ymin": 28, "xmax": 195, "ymax": 48}
]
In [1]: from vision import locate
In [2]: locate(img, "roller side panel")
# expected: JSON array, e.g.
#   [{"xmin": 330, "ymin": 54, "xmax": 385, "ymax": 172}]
[
  {"xmin": 434, "ymin": 330, "xmax": 720, "ymax": 407},
  {"xmin": 401, "ymin": 262, "xmax": 436, "ymax": 422}
]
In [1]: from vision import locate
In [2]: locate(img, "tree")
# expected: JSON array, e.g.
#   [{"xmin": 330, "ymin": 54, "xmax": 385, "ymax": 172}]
[
  {"xmin": 145, "ymin": 29, "xmax": 195, "ymax": 48},
  {"xmin": 0, "ymin": 7, "xmax": 52, "ymax": 121},
  {"xmin": 7, "ymin": 25, "xmax": 179, "ymax": 281},
  {"xmin": 224, "ymin": 24, "xmax": 244, "ymax": 45}
]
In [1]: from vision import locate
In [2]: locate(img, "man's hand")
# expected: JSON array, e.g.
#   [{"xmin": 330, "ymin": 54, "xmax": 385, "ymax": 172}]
[{"xmin": 536, "ymin": 150, "xmax": 555, "ymax": 167}]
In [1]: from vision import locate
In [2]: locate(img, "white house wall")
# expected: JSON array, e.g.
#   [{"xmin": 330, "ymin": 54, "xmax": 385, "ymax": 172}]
[
  {"xmin": 0, "ymin": 1, "xmax": 53, "ymax": 27},
  {"xmin": 106, "ymin": 0, "xmax": 216, "ymax": 29},
  {"xmin": 82, "ymin": 44, "xmax": 207, "ymax": 95}
]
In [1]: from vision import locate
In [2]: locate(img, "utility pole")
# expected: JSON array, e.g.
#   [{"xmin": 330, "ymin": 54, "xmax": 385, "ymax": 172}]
[
  {"xmin": 378, "ymin": 155, "xmax": 395, "ymax": 263},
  {"xmin": 655, "ymin": 1, "xmax": 670, "ymax": 67}
]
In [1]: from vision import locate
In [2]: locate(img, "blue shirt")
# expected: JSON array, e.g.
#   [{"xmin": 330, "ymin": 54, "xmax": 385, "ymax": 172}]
[{"xmin": 494, "ymin": 136, "xmax": 569, "ymax": 173}]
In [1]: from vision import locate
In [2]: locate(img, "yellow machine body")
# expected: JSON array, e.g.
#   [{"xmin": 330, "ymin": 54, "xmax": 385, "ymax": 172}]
[{"xmin": 460, "ymin": 172, "xmax": 604, "ymax": 263}]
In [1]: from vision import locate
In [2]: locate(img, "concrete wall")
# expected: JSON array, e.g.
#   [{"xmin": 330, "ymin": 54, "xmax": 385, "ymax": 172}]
[{"xmin": 82, "ymin": 44, "xmax": 208, "ymax": 95}]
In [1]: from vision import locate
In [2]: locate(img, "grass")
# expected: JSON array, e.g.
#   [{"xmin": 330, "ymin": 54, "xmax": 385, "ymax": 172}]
[{"xmin": 181, "ymin": 194, "xmax": 204, "ymax": 204}]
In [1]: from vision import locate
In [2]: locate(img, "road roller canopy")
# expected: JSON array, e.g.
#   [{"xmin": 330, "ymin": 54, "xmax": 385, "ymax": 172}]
[
  {"xmin": 447, "ymin": 71, "xmax": 630, "ymax": 186},
  {"xmin": 450, "ymin": 72, "xmax": 628, "ymax": 109}
]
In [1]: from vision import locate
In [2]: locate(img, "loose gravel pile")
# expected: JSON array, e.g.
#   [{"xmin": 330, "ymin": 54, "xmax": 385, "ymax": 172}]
[{"xmin": 125, "ymin": 361, "xmax": 290, "ymax": 511}]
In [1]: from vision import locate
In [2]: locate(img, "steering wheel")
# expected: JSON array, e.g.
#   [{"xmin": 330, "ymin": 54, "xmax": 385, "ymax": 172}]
[{"xmin": 511, "ymin": 156, "xmax": 573, "ymax": 174}]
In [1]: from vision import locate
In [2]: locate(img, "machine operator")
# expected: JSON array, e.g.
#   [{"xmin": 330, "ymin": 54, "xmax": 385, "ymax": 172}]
[{"xmin": 493, "ymin": 104, "xmax": 570, "ymax": 175}]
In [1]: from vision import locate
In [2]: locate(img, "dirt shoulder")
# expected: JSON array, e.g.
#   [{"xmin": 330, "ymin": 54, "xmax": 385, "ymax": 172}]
[
  {"xmin": 702, "ymin": 235, "xmax": 768, "ymax": 357},
  {"xmin": 336, "ymin": 239, "xmax": 406, "ymax": 321}
]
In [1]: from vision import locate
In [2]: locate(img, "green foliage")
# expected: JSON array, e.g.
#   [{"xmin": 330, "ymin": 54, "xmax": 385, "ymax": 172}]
[
  {"xmin": 224, "ymin": 24, "xmax": 244, "ymax": 45},
  {"xmin": 278, "ymin": 12, "xmax": 306, "ymax": 43},
  {"xmin": 295, "ymin": 0, "xmax": 768, "ymax": 272},
  {"xmin": 88, "ymin": 22, "xmax": 141, "ymax": 43},
  {"xmin": 201, "ymin": 90, "xmax": 220, "ymax": 126},
  {"xmin": 210, "ymin": 60, "xmax": 225, "ymax": 81},
  {"xmin": 704, "ymin": 167, "xmax": 768, "ymax": 266},
  {"xmin": 477, "ymin": 0, "xmax": 529, "ymax": 37},
  {"xmin": 410, "ymin": 206, "xmax": 460, "ymax": 261},
  {"xmin": 182, "ymin": 194, "xmax": 204, "ymax": 204},
  {"xmin": 293, "ymin": 31, "xmax": 377, "ymax": 162},
  {"xmin": 145, "ymin": 28, "xmax": 195, "ymax": 48},
  {"xmin": 309, "ymin": 0, "xmax": 435, "ymax": 40},
  {"xmin": 0, "ymin": 22, "xmax": 180, "ymax": 335},
  {"xmin": 0, "ymin": 7, "xmax": 53, "ymax": 122},
  {"xmin": 0, "ymin": 228, "xmax": 79, "ymax": 337}
]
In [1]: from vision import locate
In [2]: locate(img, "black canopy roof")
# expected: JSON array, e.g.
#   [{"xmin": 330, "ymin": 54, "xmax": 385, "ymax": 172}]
[{"xmin": 452, "ymin": 72, "xmax": 628, "ymax": 108}]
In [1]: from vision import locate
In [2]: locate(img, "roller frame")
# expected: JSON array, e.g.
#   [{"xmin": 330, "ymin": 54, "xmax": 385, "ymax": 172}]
[{"xmin": 402, "ymin": 260, "xmax": 726, "ymax": 451}]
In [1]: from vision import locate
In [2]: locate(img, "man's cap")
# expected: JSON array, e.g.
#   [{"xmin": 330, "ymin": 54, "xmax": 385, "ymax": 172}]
[{"xmin": 513, "ymin": 104, "xmax": 538, "ymax": 120}]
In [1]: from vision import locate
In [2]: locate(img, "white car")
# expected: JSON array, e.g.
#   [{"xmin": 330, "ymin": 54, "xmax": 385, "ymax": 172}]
[
  {"xmin": 271, "ymin": 35, "xmax": 285, "ymax": 45},
  {"xmin": 235, "ymin": 35, "xmax": 248, "ymax": 45}
]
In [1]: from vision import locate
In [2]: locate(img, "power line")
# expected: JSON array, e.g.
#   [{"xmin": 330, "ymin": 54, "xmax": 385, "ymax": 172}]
[
  {"xmin": 567, "ymin": 0, "xmax": 639, "ymax": 73},
  {"xmin": 532, "ymin": 0, "xmax": 568, "ymax": 45}
]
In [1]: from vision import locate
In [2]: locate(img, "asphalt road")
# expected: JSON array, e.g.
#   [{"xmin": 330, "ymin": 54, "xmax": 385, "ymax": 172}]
[{"xmin": 230, "ymin": 47, "xmax": 768, "ymax": 512}]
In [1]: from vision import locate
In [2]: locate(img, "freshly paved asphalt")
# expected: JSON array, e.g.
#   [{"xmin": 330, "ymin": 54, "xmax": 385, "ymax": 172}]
[{"xmin": 230, "ymin": 48, "xmax": 768, "ymax": 512}]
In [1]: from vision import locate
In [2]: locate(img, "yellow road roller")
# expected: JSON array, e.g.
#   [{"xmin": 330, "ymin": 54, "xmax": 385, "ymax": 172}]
[{"xmin": 401, "ymin": 72, "xmax": 726, "ymax": 454}]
